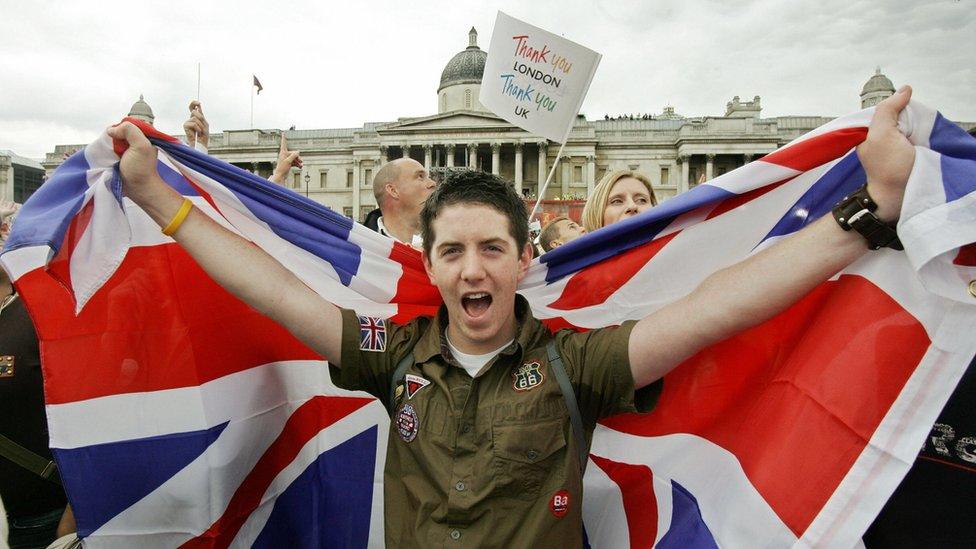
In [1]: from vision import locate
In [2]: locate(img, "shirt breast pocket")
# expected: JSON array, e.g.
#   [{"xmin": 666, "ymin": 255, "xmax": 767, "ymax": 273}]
[{"xmin": 491, "ymin": 417, "xmax": 567, "ymax": 500}]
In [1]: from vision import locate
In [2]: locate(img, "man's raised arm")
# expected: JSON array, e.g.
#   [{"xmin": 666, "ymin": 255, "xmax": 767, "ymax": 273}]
[
  {"xmin": 107, "ymin": 122, "xmax": 346, "ymax": 365},
  {"xmin": 629, "ymin": 86, "xmax": 916, "ymax": 389}
]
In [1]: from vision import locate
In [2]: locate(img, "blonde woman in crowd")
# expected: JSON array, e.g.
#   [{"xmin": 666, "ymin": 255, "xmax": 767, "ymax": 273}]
[{"xmin": 581, "ymin": 170, "xmax": 657, "ymax": 232}]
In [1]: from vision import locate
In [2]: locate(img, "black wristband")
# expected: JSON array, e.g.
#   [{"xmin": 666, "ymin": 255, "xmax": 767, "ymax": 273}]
[{"xmin": 832, "ymin": 184, "xmax": 903, "ymax": 251}]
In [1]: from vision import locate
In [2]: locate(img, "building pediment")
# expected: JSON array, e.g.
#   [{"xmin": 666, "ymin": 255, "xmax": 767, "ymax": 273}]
[{"xmin": 377, "ymin": 111, "xmax": 512, "ymax": 134}]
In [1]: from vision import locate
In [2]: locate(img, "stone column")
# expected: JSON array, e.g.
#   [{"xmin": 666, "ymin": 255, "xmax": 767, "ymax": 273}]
[
  {"xmin": 514, "ymin": 143, "xmax": 524, "ymax": 194},
  {"xmin": 401, "ymin": 146, "xmax": 410, "ymax": 159},
  {"xmin": 705, "ymin": 154, "xmax": 715, "ymax": 181},
  {"xmin": 352, "ymin": 159, "xmax": 361, "ymax": 220},
  {"xmin": 423, "ymin": 145, "xmax": 432, "ymax": 170},
  {"xmin": 537, "ymin": 142, "xmax": 547, "ymax": 191},
  {"xmin": 560, "ymin": 156, "xmax": 571, "ymax": 197},
  {"xmin": 446, "ymin": 144, "xmax": 455, "ymax": 167},
  {"xmin": 491, "ymin": 142, "xmax": 501, "ymax": 176},
  {"xmin": 468, "ymin": 144, "xmax": 478, "ymax": 169},
  {"xmin": 379, "ymin": 146, "xmax": 388, "ymax": 163},
  {"xmin": 678, "ymin": 155, "xmax": 689, "ymax": 194},
  {"xmin": 743, "ymin": 153, "xmax": 753, "ymax": 167},
  {"xmin": 586, "ymin": 155, "xmax": 596, "ymax": 195},
  {"xmin": 0, "ymin": 156, "xmax": 9, "ymax": 201}
]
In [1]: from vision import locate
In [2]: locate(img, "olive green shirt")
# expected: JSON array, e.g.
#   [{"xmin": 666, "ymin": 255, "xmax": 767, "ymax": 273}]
[{"xmin": 331, "ymin": 295, "xmax": 659, "ymax": 548}]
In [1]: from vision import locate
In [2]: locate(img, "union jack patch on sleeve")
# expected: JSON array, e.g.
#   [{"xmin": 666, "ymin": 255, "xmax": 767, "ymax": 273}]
[{"xmin": 358, "ymin": 316, "xmax": 387, "ymax": 352}]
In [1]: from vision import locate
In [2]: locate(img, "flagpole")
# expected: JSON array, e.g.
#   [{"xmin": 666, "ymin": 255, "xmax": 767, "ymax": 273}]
[
  {"xmin": 194, "ymin": 63, "xmax": 201, "ymax": 146},
  {"xmin": 529, "ymin": 140, "xmax": 567, "ymax": 220},
  {"xmin": 250, "ymin": 80, "xmax": 254, "ymax": 129}
]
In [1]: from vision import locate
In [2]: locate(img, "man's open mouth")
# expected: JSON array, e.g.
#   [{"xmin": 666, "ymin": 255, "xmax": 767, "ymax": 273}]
[{"xmin": 461, "ymin": 292, "xmax": 492, "ymax": 318}]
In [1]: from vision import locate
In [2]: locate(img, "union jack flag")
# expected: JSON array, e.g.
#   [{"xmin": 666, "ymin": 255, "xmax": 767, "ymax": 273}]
[
  {"xmin": 358, "ymin": 316, "xmax": 386, "ymax": 352},
  {"xmin": 1, "ymin": 100, "xmax": 975, "ymax": 547}
]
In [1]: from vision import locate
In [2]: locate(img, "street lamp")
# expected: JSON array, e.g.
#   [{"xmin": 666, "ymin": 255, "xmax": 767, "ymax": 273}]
[{"xmin": 303, "ymin": 172, "xmax": 311, "ymax": 197}]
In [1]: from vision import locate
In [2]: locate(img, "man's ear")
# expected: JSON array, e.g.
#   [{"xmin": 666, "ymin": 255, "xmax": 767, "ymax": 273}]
[
  {"xmin": 547, "ymin": 239, "xmax": 562, "ymax": 251},
  {"xmin": 386, "ymin": 182, "xmax": 399, "ymax": 201},
  {"xmin": 516, "ymin": 242, "xmax": 533, "ymax": 281},
  {"xmin": 422, "ymin": 250, "xmax": 436, "ymax": 284}
]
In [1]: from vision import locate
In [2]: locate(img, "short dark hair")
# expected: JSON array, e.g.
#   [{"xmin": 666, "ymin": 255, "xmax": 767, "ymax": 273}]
[
  {"xmin": 539, "ymin": 216, "xmax": 569, "ymax": 252},
  {"xmin": 420, "ymin": 170, "xmax": 528, "ymax": 256}
]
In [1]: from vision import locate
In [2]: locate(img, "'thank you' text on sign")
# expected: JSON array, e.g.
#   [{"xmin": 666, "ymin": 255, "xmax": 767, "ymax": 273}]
[{"xmin": 480, "ymin": 12, "xmax": 601, "ymax": 144}]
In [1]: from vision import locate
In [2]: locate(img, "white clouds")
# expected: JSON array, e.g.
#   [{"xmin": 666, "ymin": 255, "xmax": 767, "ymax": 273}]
[{"xmin": 0, "ymin": 0, "xmax": 972, "ymax": 159}]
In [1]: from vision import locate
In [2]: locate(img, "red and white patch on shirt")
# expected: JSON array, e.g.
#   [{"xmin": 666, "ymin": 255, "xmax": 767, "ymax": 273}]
[
  {"xmin": 405, "ymin": 374, "xmax": 430, "ymax": 399},
  {"xmin": 550, "ymin": 489, "xmax": 570, "ymax": 518}
]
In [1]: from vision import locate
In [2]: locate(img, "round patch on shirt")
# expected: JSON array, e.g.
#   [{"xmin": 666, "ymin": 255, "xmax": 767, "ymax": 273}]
[
  {"xmin": 550, "ymin": 489, "xmax": 570, "ymax": 518},
  {"xmin": 395, "ymin": 403, "xmax": 420, "ymax": 443}
]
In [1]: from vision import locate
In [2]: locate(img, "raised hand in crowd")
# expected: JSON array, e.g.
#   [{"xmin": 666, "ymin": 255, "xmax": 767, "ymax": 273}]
[
  {"xmin": 182, "ymin": 100, "xmax": 209, "ymax": 149},
  {"xmin": 856, "ymin": 85, "xmax": 916, "ymax": 221},
  {"xmin": 0, "ymin": 200, "xmax": 18, "ymax": 220},
  {"xmin": 269, "ymin": 134, "xmax": 303, "ymax": 185},
  {"xmin": 627, "ymin": 86, "xmax": 916, "ymax": 388}
]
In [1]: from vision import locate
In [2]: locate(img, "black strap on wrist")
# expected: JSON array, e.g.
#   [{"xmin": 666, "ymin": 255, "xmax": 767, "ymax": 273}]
[{"xmin": 831, "ymin": 184, "xmax": 903, "ymax": 250}]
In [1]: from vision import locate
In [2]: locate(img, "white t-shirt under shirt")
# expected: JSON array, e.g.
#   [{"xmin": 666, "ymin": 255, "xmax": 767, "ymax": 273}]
[{"xmin": 446, "ymin": 336, "xmax": 514, "ymax": 378}]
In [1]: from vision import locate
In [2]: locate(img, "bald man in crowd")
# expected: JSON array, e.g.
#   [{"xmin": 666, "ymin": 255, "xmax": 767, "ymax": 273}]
[
  {"xmin": 539, "ymin": 216, "xmax": 587, "ymax": 252},
  {"xmin": 369, "ymin": 158, "xmax": 437, "ymax": 245}
]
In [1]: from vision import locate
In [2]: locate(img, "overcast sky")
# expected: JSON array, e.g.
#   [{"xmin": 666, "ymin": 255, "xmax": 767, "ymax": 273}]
[{"xmin": 0, "ymin": 0, "xmax": 972, "ymax": 159}]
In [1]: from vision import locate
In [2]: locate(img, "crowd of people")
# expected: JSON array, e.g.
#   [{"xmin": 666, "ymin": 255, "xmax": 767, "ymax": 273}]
[{"xmin": 2, "ymin": 87, "xmax": 974, "ymax": 547}]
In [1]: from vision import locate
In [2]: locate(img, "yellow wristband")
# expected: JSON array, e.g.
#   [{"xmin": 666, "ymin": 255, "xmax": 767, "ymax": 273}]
[{"xmin": 161, "ymin": 198, "xmax": 193, "ymax": 236}]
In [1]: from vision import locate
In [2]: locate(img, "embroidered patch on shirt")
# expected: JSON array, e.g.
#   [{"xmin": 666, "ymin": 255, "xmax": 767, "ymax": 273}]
[
  {"xmin": 550, "ymin": 489, "xmax": 570, "ymax": 518},
  {"xmin": 0, "ymin": 356, "xmax": 14, "ymax": 378},
  {"xmin": 512, "ymin": 361, "xmax": 544, "ymax": 392},
  {"xmin": 395, "ymin": 403, "xmax": 420, "ymax": 443},
  {"xmin": 405, "ymin": 374, "xmax": 431, "ymax": 399},
  {"xmin": 358, "ymin": 316, "xmax": 386, "ymax": 352}
]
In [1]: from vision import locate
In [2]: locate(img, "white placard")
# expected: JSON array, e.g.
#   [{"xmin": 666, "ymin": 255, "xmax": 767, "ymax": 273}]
[{"xmin": 479, "ymin": 11, "xmax": 601, "ymax": 144}]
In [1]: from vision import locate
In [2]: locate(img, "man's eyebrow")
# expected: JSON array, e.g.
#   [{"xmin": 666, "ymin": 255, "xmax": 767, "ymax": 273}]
[
  {"xmin": 435, "ymin": 240, "xmax": 462, "ymax": 251},
  {"xmin": 480, "ymin": 237, "xmax": 508, "ymax": 247}
]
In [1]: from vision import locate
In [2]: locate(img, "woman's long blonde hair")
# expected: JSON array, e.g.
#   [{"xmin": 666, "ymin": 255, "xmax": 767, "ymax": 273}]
[{"xmin": 581, "ymin": 169, "xmax": 657, "ymax": 232}]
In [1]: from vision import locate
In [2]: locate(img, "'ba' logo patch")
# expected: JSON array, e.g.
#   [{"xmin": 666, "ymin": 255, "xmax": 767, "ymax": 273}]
[{"xmin": 512, "ymin": 361, "xmax": 544, "ymax": 392}]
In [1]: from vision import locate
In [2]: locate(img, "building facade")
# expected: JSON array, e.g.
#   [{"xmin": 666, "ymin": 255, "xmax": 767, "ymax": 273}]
[
  {"xmin": 0, "ymin": 150, "xmax": 45, "ymax": 203},
  {"xmin": 43, "ymin": 30, "xmax": 973, "ymax": 222}
]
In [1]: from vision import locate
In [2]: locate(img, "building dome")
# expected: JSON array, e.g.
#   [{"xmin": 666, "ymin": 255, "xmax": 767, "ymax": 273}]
[
  {"xmin": 860, "ymin": 68, "xmax": 895, "ymax": 109},
  {"xmin": 860, "ymin": 67, "xmax": 894, "ymax": 96},
  {"xmin": 127, "ymin": 94, "xmax": 155, "ymax": 125},
  {"xmin": 438, "ymin": 27, "xmax": 487, "ymax": 93}
]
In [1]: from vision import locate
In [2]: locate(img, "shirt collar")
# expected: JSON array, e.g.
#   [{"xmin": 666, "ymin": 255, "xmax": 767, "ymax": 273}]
[
  {"xmin": 377, "ymin": 215, "xmax": 414, "ymax": 245},
  {"xmin": 376, "ymin": 216, "xmax": 394, "ymax": 240},
  {"xmin": 412, "ymin": 294, "xmax": 545, "ymax": 366}
]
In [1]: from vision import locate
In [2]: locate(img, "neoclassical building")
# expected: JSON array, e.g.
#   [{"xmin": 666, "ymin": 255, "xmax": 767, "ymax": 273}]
[{"xmin": 43, "ymin": 31, "xmax": 971, "ymax": 221}]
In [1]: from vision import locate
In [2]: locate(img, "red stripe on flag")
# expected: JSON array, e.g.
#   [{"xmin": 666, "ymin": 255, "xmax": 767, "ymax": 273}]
[
  {"xmin": 111, "ymin": 117, "xmax": 180, "ymax": 156},
  {"xmin": 761, "ymin": 128, "xmax": 868, "ymax": 172},
  {"xmin": 600, "ymin": 275, "xmax": 929, "ymax": 536},
  {"xmin": 548, "ymin": 232, "xmax": 678, "ymax": 311},
  {"xmin": 389, "ymin": 241, "xmax": 441, "ymax": 323},
  {"xmin": 17, "ymin": 244, "xmax": 322, "ymax": 405},
  {"xmin": 952, "ymin": 243, "xmax": 976, "ymax": 266},
  {"xmin": 181, "ymin": 395, "xmax": 373, "ymax": 548},
  {"xmin": 44, "ymin": 199, "xmax": 95, "ymax": 298},
  {"xmin": 591, "ymin": 455, "xmax": 658, "ymax": 549},
  {"xmin": 705, "ymin": 178, "xmax": 792, "ymax": 221}
]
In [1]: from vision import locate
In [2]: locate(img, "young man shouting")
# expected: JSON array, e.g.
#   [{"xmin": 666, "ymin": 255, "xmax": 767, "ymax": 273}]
[{"xmin": 109, "ymin": 87, "xmax": 916, "ymax": 547}]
